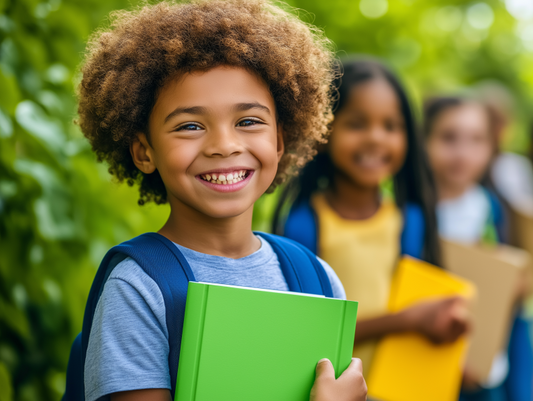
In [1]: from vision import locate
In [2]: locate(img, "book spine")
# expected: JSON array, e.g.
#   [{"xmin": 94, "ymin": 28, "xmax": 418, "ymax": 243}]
[
  {"xmin": 335, "ymin": 301, "xmax": 358, "ymax": 378},
  {"xmin": 175, "ymin": 282, "xmax": 210, "ymax": 401}
]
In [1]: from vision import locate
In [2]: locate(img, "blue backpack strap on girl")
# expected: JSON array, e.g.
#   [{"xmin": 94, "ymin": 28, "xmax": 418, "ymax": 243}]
[
  {"xmin": 282, "ymin": 203, "xmax": 319, "ymax": 256},
  {"xmin": 400, "ymin": 202, "xmax": 426, "ymax": 259},
  {"xmin": 484, "ymin": 188, "xmax": 508, "ymax": 244},
  {"xmin": 64, "ymin": 232, "xmax": 332, "ymax": 400},
  {"xmin": 284, "ymin": 200, "xmax": 426, "ymax": 260}
]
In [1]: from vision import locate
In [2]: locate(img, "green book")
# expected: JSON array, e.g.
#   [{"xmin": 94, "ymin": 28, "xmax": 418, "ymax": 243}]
[{"xmin": 175, "ymin": 282, "xmax": 358, "ymax": 401}]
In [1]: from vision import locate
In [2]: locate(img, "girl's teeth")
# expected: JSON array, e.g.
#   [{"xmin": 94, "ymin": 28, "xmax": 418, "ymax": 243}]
[
  {"xmin": 219, "ymin": 174, "xmax": 227, "ymax": 182},
  {"xmin": 227, "ymin": 173, "xmax": 233, "ymax": 180},
  {"xmin": 212, "ymin": 173, "xmax": 217, "ymax": 180},
  {"xmin": 206, "ymin": 174, "xmax": 211, "ymax": 181}
]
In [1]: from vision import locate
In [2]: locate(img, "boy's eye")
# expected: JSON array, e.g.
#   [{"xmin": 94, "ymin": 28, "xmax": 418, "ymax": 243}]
[
  {"xmin": 237, "ymin": 118, "xmax": 263, "ymax": 127},
  {"xmin": 177, "ymin": 123, "xmax": 202, "ymax": 131}
]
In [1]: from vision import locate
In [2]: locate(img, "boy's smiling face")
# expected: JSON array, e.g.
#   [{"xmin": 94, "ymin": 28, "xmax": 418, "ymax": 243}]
[{"xmin": 131, "ymin": 66, "xmax": 283, "ymax": 219}]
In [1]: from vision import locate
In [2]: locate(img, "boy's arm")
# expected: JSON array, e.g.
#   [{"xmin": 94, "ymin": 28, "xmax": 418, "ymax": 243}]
[
  {"xmin": 85, "ymin": 259, "xmax": 172, "ymax": 400},
  {"xmin": 111, "ymin": 389, "xmax": 172, "ymax": 401},
  {"xmin": 111, "ymin": 360, "xmax": 367, "ymax": 401},
  {"xmin": 355, "ymin": 296, "xmax": 470, "ymax": 344}
]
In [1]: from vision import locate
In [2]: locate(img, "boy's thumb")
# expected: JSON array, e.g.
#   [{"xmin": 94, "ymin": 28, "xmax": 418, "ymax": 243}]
[
  {"xmin": 340, "ymin": 358, "xmax": 364, "ymax": 378},
  {"xmin": 315, "ymin": 358, "xmax": 335, "ymax": 379}
]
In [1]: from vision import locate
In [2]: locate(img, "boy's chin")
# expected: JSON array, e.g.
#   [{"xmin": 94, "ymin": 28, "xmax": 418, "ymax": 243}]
[{"xmin": 197, "ymin": 202, "xmax": 255, "ymax": 220}]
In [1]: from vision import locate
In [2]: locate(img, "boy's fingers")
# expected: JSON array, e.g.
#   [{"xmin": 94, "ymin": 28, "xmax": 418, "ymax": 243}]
[
  {"xmin": 315, "ymin": 358, "xmax": 335, "ymax": 379},
  {"xmin": 339, "ymin": 358, "xmax": 364, "ymax": 379}
]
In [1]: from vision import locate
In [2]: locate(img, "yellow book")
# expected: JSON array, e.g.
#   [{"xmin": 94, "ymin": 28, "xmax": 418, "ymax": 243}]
[{"xmin": 367, "ymin": 257, "xmax": 476, "ymax": 401}]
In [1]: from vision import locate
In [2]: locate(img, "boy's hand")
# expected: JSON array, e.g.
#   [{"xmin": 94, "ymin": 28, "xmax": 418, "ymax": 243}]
[
  {"xmin": 310, "ymin": 358, "xmax": 367, "ymax": 401},
  {"xmin": 402, "ymin": 296, "xmax": 470, "ymax": 344}
]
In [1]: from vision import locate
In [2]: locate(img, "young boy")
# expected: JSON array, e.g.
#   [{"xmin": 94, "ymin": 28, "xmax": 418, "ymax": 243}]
[{"xmin": 77, "ymin": 1, "xmax": 366, "ymax": 400}]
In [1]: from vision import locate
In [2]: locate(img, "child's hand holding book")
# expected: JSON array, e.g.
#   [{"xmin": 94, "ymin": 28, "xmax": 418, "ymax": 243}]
[
  {"xmin": 310, "ymin": 358, "xmax": 367, "ymax": 401},
  {"xmin": 401, "ymin": 296, "xmax": 471, "ymax": 344}
]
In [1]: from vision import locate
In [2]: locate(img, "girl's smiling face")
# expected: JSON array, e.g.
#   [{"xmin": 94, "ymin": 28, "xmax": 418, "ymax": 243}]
[
  {"xmin": 328, "ymin": 78, "xmax": 407, "ymax": 188},
  {"xmin": 131, "ymin": 66, "xmax": 283, "ymax": 219},
  {"xmin": 426, "ymin": 102, "xmax": 493, "ymax": 194}
]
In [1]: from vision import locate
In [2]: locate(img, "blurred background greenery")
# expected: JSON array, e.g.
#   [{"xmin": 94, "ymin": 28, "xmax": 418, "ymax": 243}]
[{"xmin": 1, "ymin": 0, "xmax": 532, "ymax": 399}]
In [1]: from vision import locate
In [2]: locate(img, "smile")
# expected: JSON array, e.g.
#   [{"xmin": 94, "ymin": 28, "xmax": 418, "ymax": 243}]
[
  {"xmin": 196, "ymin": 169, "xmax": 254, "ymax": 193},
  {"xmin": 354, "ymin": 154, "xmax": 390, "ymax": 169},
  {"xmin": 199, "ymin": 170, "xmax": 249, "ymax": 185}
]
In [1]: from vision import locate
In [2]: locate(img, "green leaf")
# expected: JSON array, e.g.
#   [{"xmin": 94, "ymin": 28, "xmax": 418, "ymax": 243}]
[
  {"xmin": 0, "ymin": 362, "xmax": 13, "ymax": 401},
  {"xmin": 0, "ymin": 297, "xmax": 30, "ymax": 339},
  {"xmin": 15, "ymin": 100, "xmax": 66, "ymax": 157},
  {"xmin": 0, "ymin": 68, "xmax": 21, "ymax": 113},
  {"xmin": 0, "ymin": 108, "xmax": 13, "ymax": 138}
]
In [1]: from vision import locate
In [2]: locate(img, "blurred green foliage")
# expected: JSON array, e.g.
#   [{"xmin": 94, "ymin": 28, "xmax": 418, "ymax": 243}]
[{"xmin": 0, "ymin": 0, "xmax": 532, "ymax": 399}]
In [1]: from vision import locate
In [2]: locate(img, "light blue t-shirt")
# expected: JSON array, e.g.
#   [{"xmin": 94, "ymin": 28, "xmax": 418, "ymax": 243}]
[{"xmin": 85, "ymin": 235, "xmax": 346, "ymax": 401}]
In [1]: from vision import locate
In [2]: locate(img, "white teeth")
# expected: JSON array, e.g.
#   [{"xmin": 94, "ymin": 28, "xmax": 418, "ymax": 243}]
[{"xmin": 201, "ymin": 171, "xmax": 248, "ymax": 185}]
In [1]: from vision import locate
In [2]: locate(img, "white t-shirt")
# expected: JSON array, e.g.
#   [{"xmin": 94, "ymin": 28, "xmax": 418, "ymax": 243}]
[{"xmin": 436, "ymin": 185, "xmax": 490, "ymax": 244}]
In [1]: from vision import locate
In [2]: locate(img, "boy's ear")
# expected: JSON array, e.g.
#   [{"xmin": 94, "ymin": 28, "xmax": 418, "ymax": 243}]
[
  {"xmin": 276, "ymin": 124, "xmax": 285, "ymax": 162},
  {"xmin": 130, "ymin": 133, "xmax": 157, "ymax": 174}
]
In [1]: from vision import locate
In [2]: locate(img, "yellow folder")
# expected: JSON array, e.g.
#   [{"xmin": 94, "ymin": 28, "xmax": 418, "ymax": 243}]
[{"xmin": 367, "ymin": 257, "xmax": 476, "ymax": 401}]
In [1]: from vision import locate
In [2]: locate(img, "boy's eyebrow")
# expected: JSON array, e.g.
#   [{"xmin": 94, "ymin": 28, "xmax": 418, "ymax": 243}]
[
  {"xmin": 164, "ymin": 102, "xmax": 270, "ymax": 123},
  {"xmin": 233, "ymin": 102, "xmax": 271, "ymax": 114},
  {"xmin": 164, "ymin": 106, "xmax": 208, "ymax": 123}
]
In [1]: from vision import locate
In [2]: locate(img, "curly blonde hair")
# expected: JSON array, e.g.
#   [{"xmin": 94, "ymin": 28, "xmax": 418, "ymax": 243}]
[{"xmin": 78, "ymin": 0, "xmax": 336, "ymax": 204}]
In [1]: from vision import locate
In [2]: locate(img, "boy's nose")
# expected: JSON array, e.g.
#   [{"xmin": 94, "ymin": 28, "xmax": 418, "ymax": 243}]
[{"xmin": 203, "ymin": 126, "xmax": 244, "ymax": 157}]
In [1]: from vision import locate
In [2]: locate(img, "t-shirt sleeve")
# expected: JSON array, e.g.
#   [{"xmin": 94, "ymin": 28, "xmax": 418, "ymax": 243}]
[
  {"xmin": 84, "ymin": 258, "xmax": 171, "ymax": 401},
  {"xmin": 316, "ymin": 256, "xmax": 347, "ymax": 300}
]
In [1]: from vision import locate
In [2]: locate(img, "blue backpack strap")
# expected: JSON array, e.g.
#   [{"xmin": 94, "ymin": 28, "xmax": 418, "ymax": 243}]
[
  {"xmin": 258, "ymin": 232, "xmax": 333, "ymax": 298},
  {"xmin": 78, "ymin": 232, "xmax": 195, "ymax": 399},
  {"xmin": 63, "ymin": 333, "xmax": 83, "ymax": 401},
  {"xmin": 484, "ymin": 188, "xmax": 508, "ymax": 244},
  {"xmin": 400, "ymin": 202, "xmax": 426, "ymax": 260},
  {"xmin": 283, "ymin": 201, "xmax": 318, "ymax": 255},
  {"xmin": 504, "ymin": 312, "xmax": 533, "ymax": 401}
]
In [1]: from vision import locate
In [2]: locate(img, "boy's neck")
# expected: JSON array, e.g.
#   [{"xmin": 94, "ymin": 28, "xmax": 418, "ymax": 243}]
[
  {"xmin": 325, "ymin": 174, "xmax": 381, "ymax": 220},
  {"xmin": 158, "ymin": 201, "xmax": 260, "ymax": 259}
]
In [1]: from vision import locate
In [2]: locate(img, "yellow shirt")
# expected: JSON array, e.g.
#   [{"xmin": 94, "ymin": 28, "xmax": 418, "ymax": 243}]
[{"xmin": 311, "ymin": 193, "xmax": 402, "ymax": 374}]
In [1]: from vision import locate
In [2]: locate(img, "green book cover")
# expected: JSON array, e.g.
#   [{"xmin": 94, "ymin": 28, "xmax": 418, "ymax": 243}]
[{"xmin": 175, "ymin": 282, "xmax": 358, "ymax": 401}]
